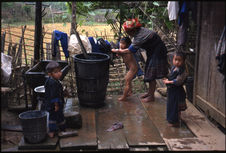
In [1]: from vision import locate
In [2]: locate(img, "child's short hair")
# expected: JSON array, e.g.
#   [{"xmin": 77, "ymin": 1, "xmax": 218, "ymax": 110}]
[
  {"xmin": 46, "ymin": 61, "xmax": 61, "ymax": 73},
  {"xmin": 174, "ymin": 51, "xmax": 186, "ymax": 61},
  {"xmin": 120, "ymin": 37, "xmax": 131, "ymax": 48}
]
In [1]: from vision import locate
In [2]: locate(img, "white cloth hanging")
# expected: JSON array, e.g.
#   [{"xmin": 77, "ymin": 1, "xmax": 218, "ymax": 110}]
[
  {"xmin": 167, "ymin": 1, "xmax": 179, "ymax": 21},
  {"xmin": 68, "ymin": 34, "xmax": 92, "ymax": 56}
]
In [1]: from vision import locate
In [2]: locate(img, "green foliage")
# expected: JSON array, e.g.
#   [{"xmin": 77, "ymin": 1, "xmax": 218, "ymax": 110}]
[
  {"xmin": 66, "ymin": 2, "xmax": 100, "ymax": 17},
  {"xmin": 103, "ymin": 1, "xmax": 176, "ymax": 34},
  {"xmin": 153, "ymin": 2, "xmax": 160, "ymax": 6},
  {"xmin": 1, "ymin": 2, "xmax": 35, "ymax": 24},
  {"xmin": 2, "ymin": 1, "xmax": 176, "ymax": 34},
  {"xmin": 1, "ymin": 2, "xmax": 14, "ymax": 8}
]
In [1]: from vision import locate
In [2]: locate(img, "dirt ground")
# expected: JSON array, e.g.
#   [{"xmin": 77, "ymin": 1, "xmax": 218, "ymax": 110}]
[{"xmin": 1, "ymin": 108, "xmax": 23, "ymax": 150}]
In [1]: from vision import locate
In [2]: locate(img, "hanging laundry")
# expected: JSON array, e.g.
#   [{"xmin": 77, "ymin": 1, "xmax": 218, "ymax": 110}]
[
  {"xmin": 88, "ymin": 37, "xmax": 100, "ymax": 53},
  {"xmin": 52, "ymin": 30, "xmax": 69, "ymax": 58},
  {"xmin": 177, "ymin": 1, "xmax": 188, "ymax": 47},
  {"xmin": 167, "ymin": 1, "xmax": 179, "ymax": 21},
  {"xmin": 97, "ymin": 38, "xmax": 112, "ymax": 54},
  {"xmin": 68, "ymin": 34, "xmax": 92, "ymax": 55},
  {"xmin": 177, "ymin": 1, "xmax": 197, "ymax": 47}
]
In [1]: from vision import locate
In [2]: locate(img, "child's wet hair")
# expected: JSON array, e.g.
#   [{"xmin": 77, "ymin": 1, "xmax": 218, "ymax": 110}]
[
  {"xmin": 174, "ymin": 51, "xmax": 186, "ymax": 61},
  {"xmin": 46, "ymin": 61, "xmax": 61, "ymax": 73},
  {"xmin": 120, "ymin": 37, "xmax": 131, "ymax": 48}
]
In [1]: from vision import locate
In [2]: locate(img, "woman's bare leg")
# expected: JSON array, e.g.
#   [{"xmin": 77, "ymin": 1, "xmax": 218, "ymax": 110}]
[{"xmin": 141, "ymin": 80, "xmax": 156, "ymax": 103}]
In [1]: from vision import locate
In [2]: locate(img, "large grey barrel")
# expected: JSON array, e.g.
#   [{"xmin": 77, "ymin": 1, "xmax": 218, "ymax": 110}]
[{"xmin": 74, "ymin": 52, "xmax": 110, "ymax": 108}]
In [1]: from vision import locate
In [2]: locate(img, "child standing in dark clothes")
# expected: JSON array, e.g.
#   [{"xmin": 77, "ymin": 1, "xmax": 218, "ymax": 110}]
[
  {"xmin": 163, "ymin": 52, "xmax": 188, "ymax": 127},
  {"xmin": 44, "ymin": 61, "xmax": 66, "ymax": 137}
]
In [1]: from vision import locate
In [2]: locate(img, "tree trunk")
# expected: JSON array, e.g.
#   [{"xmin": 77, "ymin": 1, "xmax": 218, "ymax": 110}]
[{"xmin": 70, "ymin": 2, "xmax": 77, "ymax": 35}]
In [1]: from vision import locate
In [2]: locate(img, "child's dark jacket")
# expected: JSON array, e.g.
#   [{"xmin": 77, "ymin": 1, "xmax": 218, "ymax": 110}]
[{"xmin": 44, "ymin": 77, "xmax": 64, "ymax": 113}]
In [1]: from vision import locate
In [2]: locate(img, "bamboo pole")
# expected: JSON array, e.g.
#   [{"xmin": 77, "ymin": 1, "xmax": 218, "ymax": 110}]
[{"xmin": 22, "ymin": 26, "xmax": 28, "ymax": 67}]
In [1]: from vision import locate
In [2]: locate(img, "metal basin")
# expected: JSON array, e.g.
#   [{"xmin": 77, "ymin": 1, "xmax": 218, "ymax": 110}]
[
  {"xmin": 25, "ymin": 60, "xmax": 70, "ymax": 89},
  {"xmin": 34, "ymin": 85, "xmax": 45, "ymax": 98}
]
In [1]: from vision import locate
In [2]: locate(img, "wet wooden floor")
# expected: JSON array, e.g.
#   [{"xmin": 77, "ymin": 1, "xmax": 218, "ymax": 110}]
[{"xmin": 16, "ymin": 92, "xmax": 225, "ymax": 151}]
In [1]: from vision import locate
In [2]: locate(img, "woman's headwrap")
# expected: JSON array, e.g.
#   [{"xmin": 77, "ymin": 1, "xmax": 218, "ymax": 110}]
[{"xmin": 123, "ymin": 18, "xmax": 142, "ymax": 32}]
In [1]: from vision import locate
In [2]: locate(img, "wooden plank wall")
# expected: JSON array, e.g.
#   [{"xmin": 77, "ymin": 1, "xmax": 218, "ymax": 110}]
[{"xmin": 194, "ymin": 2, "xmax": 225, "ymax": 128}]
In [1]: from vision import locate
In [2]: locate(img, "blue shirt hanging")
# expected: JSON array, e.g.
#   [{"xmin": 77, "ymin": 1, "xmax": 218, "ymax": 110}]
[
  {"xmin": 88, "ymin": 37, "xmax": 100, "ymax": 53},
  {"xmin": 53, "ymin": 30, "xmax": 69, "ymax": 58}
]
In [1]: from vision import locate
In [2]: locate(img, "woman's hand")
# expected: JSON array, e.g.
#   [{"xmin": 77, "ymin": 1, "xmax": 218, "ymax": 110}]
[
  {"xmin": 55, "ymin": 103, "xmax": 59, "ymax": 112},
  {"xmin": 162, "ymin": 78, "xmax": 167, "ymax": 84},
  {"xmin": 162, "ymin": 78, "xmax": 173, "ymax": 84},
  {"xmin": 112, "ymin": 48, "xmax": 131, "ymax": 54},
  {"xmin": 111, "ymin": 48, "xmax": 120, "ymax": 53}
]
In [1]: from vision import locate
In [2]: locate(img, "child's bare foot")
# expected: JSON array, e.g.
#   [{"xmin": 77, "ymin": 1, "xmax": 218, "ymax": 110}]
[
  {"xmin": 128, "ymin": 91, "xmax": 133, "ymax": 96},
  {"xmin": 48, "ymin": 132, "xmax": 55, "ymax": 138},
  {"xmin": 118, "ymin": 96, "xmax": 127, "ymax": 101},
  {"xmin": 168, "ymin": 122, "xmax": 179, "ymax": 127},
  {"xmin": 141, "ymin": 95, "xmax": 155, "ymax": 103},
  {"xmin": 178, "ymin": 112, "xmax": 181, "ymax": 120},
  {"xmin": 140, "ymin": 93, "xmax": 149, "ymax": 99}
]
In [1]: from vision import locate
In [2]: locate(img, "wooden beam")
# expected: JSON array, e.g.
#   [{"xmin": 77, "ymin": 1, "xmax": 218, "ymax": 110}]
[
  {"xmin": 34, "ymin": 2, "xmax": 42, "ymax": 65},
  {"xmin": 195, "ymin": 95, "xmax": 225, "ymax": 128},
  {"xmin": 193, "ymin": 2, "xmax": 202, "ymax": 106}
]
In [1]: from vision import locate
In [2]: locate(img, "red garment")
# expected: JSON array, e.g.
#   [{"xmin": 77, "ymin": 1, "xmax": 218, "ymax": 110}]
[{"xmin": 123, "ymin": 18, "xmax": 142, "ymax": 32}]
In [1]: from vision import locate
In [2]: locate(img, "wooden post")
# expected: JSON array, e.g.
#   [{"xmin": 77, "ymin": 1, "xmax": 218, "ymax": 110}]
[
  {"xmin": 56, "ymin": 46, "xmax": 61, "ymax": 60},
  {"xmin": 14, "ymin": 26, "xmax": 26, "ymax": 67},
  {"xmin": 10, "ymin": 44, "xmax": 17, "ymax": 88},
  {"xmin": 40, "ymin": 26, "xmax": 45, "ymax": 61},
  {"xmin": 118, "ymin": 2, "xmax": 122, "ymax": 40},
  {"xmin": 104, "ymin": 29, "xmax": 107, "ymax": 40},
  {"xmin": 7, "ymin": 24, "xmax": 12, "ymax": 43},
  {"xmin": 1, "ymin": 31, "xmax": 6, "ymax": 52},
  {"xmin": 7, "ymin": 42, "xmax": 12, "ymax": 56},
  {"xmin": 193, "ymin": 2, "xmax": 202, "ymax": 106},
  {"xmin": 46, "ymin": 43, "xmax": 51, "ymax": 60},
  {"xmin": 22, "ymin": 26, "xmax": 28, "ymax": 67},
  {"xmin": 34, "ymin": 2, "xmax": 42, "ymax": 65}
]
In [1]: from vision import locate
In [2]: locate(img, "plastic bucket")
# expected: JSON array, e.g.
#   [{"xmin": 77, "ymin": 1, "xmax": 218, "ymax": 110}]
[
  {"xmin": 19, "ymin": 110, "xmax": 47, "ymax": 144},
  {"xmin": 74, "ymin": 52, "xmax": 110, "ymax": 107}
]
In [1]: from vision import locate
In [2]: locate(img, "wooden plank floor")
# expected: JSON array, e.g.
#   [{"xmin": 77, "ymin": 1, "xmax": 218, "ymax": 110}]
[
  {"xmin": 180, "ymin": 100, "xmax": 225, "ymax": 150},
  {"xmin": 15, "ymin": 92, "xmax": 225, "ymax": 151},
  {"xmin": 60, "ymin": 107, "xmax": 97, "ymax": 150},
  {"xmin": 139, "ymin": 92, "xmax": 195, "ymax": 139},
  {"xmin": 59, "ymin": 95, "xmax": 167, "ymax": 151},
  {"xmin": 109, "ymin": 95, "xmax": 165, "ymax": 147},
  {"xmin": 96, "ymin": 97, "xmax": 129, "ymax": 150}
]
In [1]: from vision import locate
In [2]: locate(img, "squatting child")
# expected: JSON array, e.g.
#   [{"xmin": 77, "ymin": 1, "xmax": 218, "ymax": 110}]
[
  {"xmin": 44, "ymin": 61, "xmax": 66, "ymax": 137},
  {"xmin": 112, "ymin": 37, "xmax": 138, "ymax": 101},
  {"xmin": 163, "ymin": 51, "xmax": 188, "ymax": 127}
]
